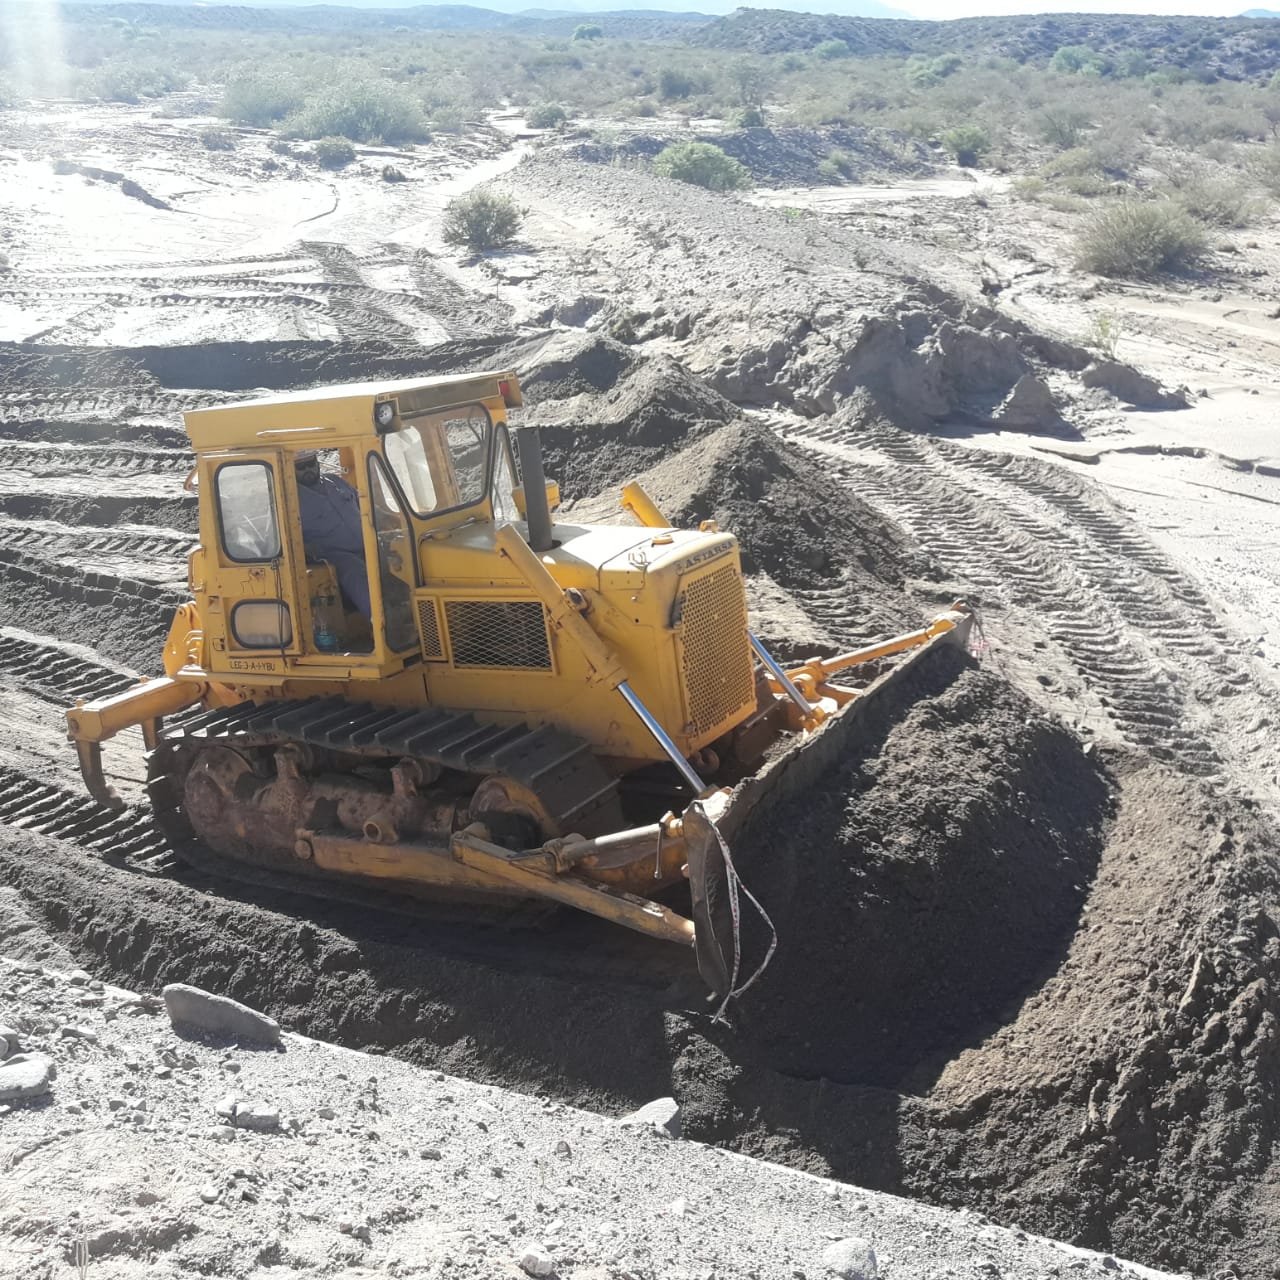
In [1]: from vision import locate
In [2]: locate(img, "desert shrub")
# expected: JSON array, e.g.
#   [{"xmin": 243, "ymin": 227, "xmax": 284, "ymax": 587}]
[
  {"xmin": 1075, "ymin": 198, "xmax": 1208, "ymax": 278},
  {"xmin": 221, "ymin": 72, "xmax": 303, "ymax": 126},
  {"xmin": 1253, "ymin": 143, "xmax": 1280, "ymax": 195},
  {"xmin": 1051, "ymin": 45, "xmax": 1109, "ymax": 77},
  {"xmin": 1041, "ymin": 147, "xmax": 1113, "ymax": 196},
  {"xmin": 907, "ymin": 52, "xmax": 962, "ymax": 87},
  {"xmin": 268, "ymin": 138, "xmax": 295, "ymax": 156},
  {"xmin": 652, "ymin": 140, "xmax": 750, "ymax": 191},
  {"xmin": 199, "ymin": 126, "xmax": 235, "ymax": 150},
  {"xmin": 312, "ymin": 136, "xmax": 356, "ymax": 168},
  {"xmin": 1037, "ymin": 106, "xmax": 1090, "ymax": 150},
  {"xmin": 572, "ymin": 24, "xmax": 603, "ymax": 41},
  {"xmin": 442, "ymin": 190, "xmax": 523, "ymax": 251},
  {"xmin": 1084, "ymin": 311, "xmax": 1124, "ymax": 359},
  {"xmin": 658, "ymin": 67, "xmax": 699, "ymax": 100},
  {"xmin": 382, "ymin": 164, "xmax": 407, "ymax": 182},
  {"xmin": 819, "ymin": 147, "xmax": 855, "ymax": 181},
  {"xmin": 1163, "ymin": 168, "xmax": 1262, "ymax": 227},
  {"xmin": 79, "ymin": 62, "xmax": 185, "ymax": 103},
  {"xmin": 735, "ymin": 105, "xmax": 765, "ymax": 128},
  {"xmin": 635, "ymin": 98, "xmax": 658, "ymax": 118},
  {"xmin": 526, "ymin": 102, "xmax": 568, "ymax": 129},
  {"xmin": 814, "ymin": 39, "xmax": 851, "ymax": 61},
  {"xmin": 942, "ymin": 124, "xmax": 990, "ymax": 167},
  {"xmin": 287, "ymin": 79, "xmax": 428, "ymax": 144}
]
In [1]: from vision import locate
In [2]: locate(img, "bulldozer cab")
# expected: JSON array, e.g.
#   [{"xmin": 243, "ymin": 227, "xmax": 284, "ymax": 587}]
[{"xmin": 185, "ymin": 374, "xmax": 528, "ymax": 682}]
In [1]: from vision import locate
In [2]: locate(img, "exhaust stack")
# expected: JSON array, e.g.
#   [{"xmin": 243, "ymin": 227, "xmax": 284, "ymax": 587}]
[{"xmin": 517, "ymin": 427, "xmax": 555, "ymax": 553}]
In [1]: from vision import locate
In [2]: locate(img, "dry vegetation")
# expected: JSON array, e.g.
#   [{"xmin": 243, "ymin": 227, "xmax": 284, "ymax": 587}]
[{"xmin": 3, "ymin": 13, "xmax": 1280, "ymax": 272}]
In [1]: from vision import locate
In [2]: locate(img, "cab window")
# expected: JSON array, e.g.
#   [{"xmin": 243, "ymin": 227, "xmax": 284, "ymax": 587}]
[
  {"xmin": 383, "ymin": 406, "xmax": 491, "ymax": 517},
  {"xmin": 216, "ymin": 462, "xmax": 281, "ymax": 562}
]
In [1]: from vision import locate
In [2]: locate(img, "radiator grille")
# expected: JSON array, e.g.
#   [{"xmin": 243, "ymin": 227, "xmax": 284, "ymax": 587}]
[
  {"xmin": 445, "ymin": 599, "xmax": 552, "ymax": 670},
  {"xmin": 680, "ymin": 564, "xmax": 754, "ymax": 737},
  {"xmin": 415, "ymin": 596, "xmax": 445, "ymax": 661}
]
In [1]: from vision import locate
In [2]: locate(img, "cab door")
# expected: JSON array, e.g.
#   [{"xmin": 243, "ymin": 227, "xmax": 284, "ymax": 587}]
[{"xmin": 201, "ymin": 450, "xmax": 303, "ymax": 672}]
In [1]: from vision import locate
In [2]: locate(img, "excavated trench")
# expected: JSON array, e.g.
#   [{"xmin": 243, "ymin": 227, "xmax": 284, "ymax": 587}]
[{"xmin": 3, "ymin": 334, "xmax": 1280, "ymax": 1278}]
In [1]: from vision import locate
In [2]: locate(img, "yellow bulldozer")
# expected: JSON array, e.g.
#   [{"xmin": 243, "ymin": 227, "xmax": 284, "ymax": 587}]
[{"xmin": 65, "ymin": 370, "xmax": 971, "ymax": 998}]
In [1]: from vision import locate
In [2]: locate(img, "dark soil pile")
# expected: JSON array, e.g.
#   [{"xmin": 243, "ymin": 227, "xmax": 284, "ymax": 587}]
[
  {"xmin": 671, "ymin": 750, "xmax": 1280, "ymax": 1279},
  {"xmin": 515, "ymin": 333, "xmax": 738, "ymax": 499},
  {"xmin": 729, "ymin": 643, "xmax": 1111, "ymax": 1086}
]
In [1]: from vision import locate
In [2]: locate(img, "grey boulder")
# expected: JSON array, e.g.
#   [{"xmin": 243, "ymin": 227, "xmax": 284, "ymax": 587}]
[
  {"xmin": 0, "ymin": 1052, "xmax": 56, "ymax": 1101},
  {"xmin": 162, "ymin": 984, "xmax": 281, "ymax": 1046}
]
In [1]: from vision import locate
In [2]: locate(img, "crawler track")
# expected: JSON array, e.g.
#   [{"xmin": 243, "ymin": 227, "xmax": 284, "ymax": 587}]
[{"xmin": 779, "ymin": 416, "xmax": 1275, "ymax": 785}]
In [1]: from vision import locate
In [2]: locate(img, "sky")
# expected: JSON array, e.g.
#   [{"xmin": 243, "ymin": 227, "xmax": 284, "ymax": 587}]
[{"xmin": 903, "ymin": 2, "xmax": 1253, "ymax": 13}]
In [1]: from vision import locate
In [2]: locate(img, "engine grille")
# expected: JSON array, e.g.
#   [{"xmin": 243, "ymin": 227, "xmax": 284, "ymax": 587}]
[
  {"xmin": 679, "ymin": 564, "xmax": 754, "ymax": 738},
  {"xmin": 415, "ymin": 596, "xmax": 445, "ymax": 661},
  {"xmin": 445, "ymin": 599, "xmax": 552, "ymax": 670}
]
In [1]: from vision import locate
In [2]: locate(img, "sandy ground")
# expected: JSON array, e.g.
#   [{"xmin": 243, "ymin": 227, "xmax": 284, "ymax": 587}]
[{"xmin": 4, "ymin": 97, "xmax": 1280, "ymax": 1279}]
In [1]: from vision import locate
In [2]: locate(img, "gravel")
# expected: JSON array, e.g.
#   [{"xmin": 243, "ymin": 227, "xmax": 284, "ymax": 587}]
[{"xmin": 0, "ymin": 956, "xmax": 1185, "ymax": 1279}]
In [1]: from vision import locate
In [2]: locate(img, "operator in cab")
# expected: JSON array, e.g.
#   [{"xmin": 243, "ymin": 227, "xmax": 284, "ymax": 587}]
[{"xmin": 294, "ymin": 450, "xmax": 371, "ymax": 619}]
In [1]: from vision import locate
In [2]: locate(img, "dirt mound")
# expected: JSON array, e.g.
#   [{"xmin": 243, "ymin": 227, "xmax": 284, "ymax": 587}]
[
  {"xmin": 730, "ymin": 643, "xmax": 1111, "ymax": 1085},
  {"xmin": 564, "ymin": 125, "xmax": 934, "ymax": 186},
  {"xmin": 513, "ymin": 333, "xmax": 739, "ymax": 500},
  {"xmin": 665, "ymin": 752, "xmax": 1280, "ymax": 1279}
]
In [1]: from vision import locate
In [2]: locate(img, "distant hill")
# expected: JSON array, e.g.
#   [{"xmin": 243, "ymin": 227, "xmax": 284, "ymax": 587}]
[
  {"xmin": 692, "ymin": 9, "xmax": 1280, "ymax": 80},
  {"xmin": 1242, "ymin": 9, "xmax": 1280, "ymax": 16},
  {"xmin": 44, "ymin": 1, "xmax": 1280, "ymax": 81}
]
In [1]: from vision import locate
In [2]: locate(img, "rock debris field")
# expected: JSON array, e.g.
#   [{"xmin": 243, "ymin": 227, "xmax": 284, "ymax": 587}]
[{"xmin": 3, "ymin": 102, "xmax": 1280, "ymax": 1279}]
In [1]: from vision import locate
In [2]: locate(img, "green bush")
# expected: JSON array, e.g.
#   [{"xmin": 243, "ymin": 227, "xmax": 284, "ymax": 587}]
[
  {"xmin": 442, "ymin": 190, "xmax": 523, "ymax": 251},
  {"xmin": 942, "ymin": 124, "xmax": 991, "ymax": 167},
  {"xmin": 907, "ymin": 52, "xmax": 962, "ymax": 86},
  {"xmin": 652, "ymin": 141, "xmax": 750, "ymax": 191},
  {"xmin": 526, "ymin": 102, "xmax": 568, "ymax": 129},
  {"xmin": 818, "ymin": 147, "xmax": 855, "ymax": 182},
  {"xmin": 199, "ymin": 126, "xmax": 235, "ymax": 151},
  {"xmin": 312, "ymin": 136, "xmax": 356, "ymax": 168},
  {"xmin": 735, "ymin": 105, "xmax": 766, "ymax": 128},
  {"xmin": 221, "ymin": 72, "xmax": 303, "ymax": 126},
  {"xmin": 572, "ymin": 23, "xmax": 603, "ymax": 41},
  {"xmin": 813, "ymin": 39, "xmax": 851, "ymax": 61},
  {"xmin": 1051, "ymin": 45, "xmax": 1109, "ymax": 77},
  {"xmin": 1075, "ymin": 198, "xmax": 1208, "ymax": 277},
  {"xmin": 287, "ymin": 80, "xmax": 428, "ymax": 144}
]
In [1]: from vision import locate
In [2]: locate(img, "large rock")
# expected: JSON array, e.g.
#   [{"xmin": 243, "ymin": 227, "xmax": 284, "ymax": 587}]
[
  {"xmin": 0, "ymin": 1052, "xmax": 55, "ymax": 1101},
  {"xmin": 0, "ymin": 1024, "xmax": 20, "ymax": 1060},
  {"xmin": 162, "ymin": 984, "xmax": 281, "ymax": 1046},
  {"xmin": 996, "ymin": 374, "xmax": 1061, "ymax": 430},
  {"xmin": 821, "ymin": 1237, "xmax": 878, "ymax": 1279},
  {"xmin": 619, "ymin": 1096, "xmax": 682, "ymax": 1138},
  {"xmin": 1081, "ymin": 360, "xmax": 1187, "ymax": 410}
]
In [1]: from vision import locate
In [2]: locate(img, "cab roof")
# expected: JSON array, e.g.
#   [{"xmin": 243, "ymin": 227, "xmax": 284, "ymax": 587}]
[{"xmin": 182, "ymin": 371, "xmax": 522, "ymax": 452}]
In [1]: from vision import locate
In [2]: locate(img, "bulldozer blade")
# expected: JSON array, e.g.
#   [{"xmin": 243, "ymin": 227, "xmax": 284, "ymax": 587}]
[{"xmin": 718, "ymin": 611, "xmax": 973, "ymax": 847}]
